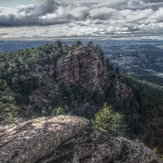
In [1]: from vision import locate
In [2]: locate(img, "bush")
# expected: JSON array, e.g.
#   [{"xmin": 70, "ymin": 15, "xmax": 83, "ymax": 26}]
[
  {"xmin": 52, "ymin": 107, "xmax": 65, "ymax": 116},
  {"xmin": 92, "ymin": 102, "xmax": 126, "ymax": 136}
]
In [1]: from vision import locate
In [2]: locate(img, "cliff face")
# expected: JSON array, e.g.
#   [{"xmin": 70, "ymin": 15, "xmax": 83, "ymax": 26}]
[
  {"xmin": 56, "ymin": 46, "xmax": 108, "ymax": 93},
  {"xmin": 0, "ymin": 116, "xmax": 162, "ymax": 163},
  {"xmin": 56, "ymin": 45, "xmax": 132, "ymax": 98},
  {"xmin": 0, "ymin": 116, "xmax": 89, "ymax": 163}
]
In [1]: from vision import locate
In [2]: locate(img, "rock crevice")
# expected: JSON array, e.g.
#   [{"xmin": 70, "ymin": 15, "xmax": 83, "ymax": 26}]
[
  {"xmin": 56, "ymin": 46, "xmax": 108, "ymax": 93},
  {"xmin": 0, "ymin": 115, "xmax": 89, "ymax": 163},
  {"xmin": 0, "ymin": 116, "xmax": 162, "ymax": 163}
]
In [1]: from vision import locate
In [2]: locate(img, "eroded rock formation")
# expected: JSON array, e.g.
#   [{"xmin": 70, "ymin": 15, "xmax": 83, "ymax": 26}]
[
  {"xmin": 56, "ymin": 46, "xmax": 108, "ymax": 93},
  {"xmin": 0, "ymin": 116, "xmax": 162, "ymax": 163},
  {"xmin": 56, "ymin": 45, "xmax": 133, "ymax": 98},
  {"xmin": 0, "ymin": 115, "xmax": 89, "ymax": 163},
  {"xmin": 47, "ymin": 128, "xmax": 162, "ymax": 163}
]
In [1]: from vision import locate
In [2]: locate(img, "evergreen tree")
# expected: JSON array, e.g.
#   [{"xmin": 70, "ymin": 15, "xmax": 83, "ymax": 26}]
[
  {"xmin": 92, "ymin": 102, "xmax": 127, "ymax": 136},
  {"xmin": 75, "ymin": 40, "xmax": 82, "ymax": 47}
]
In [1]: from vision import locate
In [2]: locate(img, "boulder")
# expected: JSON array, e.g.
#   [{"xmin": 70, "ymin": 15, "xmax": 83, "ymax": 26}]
[
  {"xmin": 39, "ymin": 127, "xmax": 163, "ymax": 163},
  {"xmin": 0, "ymin": 115, "xmax": 89, "ymax": 163}
]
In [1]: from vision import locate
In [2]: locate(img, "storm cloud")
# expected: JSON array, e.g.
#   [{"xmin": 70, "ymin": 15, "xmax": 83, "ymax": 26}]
[{"xmin": 0, "ymin": 0, "xmax": 163, "ymax": 39}]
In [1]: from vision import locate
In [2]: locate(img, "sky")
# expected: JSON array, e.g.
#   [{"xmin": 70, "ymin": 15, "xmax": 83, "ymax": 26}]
[{"xmin": 0, "ymin": 0, "xmax": 163, "ymax": 40}]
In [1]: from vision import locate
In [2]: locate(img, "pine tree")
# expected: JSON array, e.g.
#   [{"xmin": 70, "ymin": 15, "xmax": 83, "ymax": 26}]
[{"xmin": 92, "ymin": 102, "xmax": 127, "ymax": 136}]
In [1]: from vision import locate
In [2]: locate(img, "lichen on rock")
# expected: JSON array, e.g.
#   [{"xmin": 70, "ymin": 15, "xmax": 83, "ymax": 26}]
[
  {"xmin": 0, "ymin": 115, "xmax": 162, "ymax": 163},
  {"xmin": 40, "ymin": 127, "xmax": 163, "ymax": 163},
  {"xmin": 0, "ymin": 115, "xmax": 89, "ymax": 163}
]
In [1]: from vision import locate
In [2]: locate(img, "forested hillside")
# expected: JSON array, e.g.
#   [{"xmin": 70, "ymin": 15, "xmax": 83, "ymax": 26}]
[{"xmin": 0, "ymin": 41, "xmax": 163, "ymax": 159}]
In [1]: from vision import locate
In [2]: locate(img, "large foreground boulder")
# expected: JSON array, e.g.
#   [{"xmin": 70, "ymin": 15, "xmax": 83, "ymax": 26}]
[
  {"xmin": 0, "ymin": 115, "xmax": 162, "ymax": 163},
  {"xmin": 37, "ymin": 127, "xmax": 163, "ymax": 163},
  {"xmin": 0, "ymin": 115, "xmax": 89, "ymax": 163}
]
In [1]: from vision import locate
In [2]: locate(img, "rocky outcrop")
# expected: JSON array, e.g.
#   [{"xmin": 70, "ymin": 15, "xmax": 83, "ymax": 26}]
[
  {"xmin": 0, "ymin": 116, "xmax": 162, "ymax": 163},
  {"xmin": 0, "ymin": 115, "xmax": 89, "ymax": 163},
  {"xmin": 56, "ymin": 45, "xmax": 132, "ymax": 97},
  {"xmin": 56, "ymin": 45, "xmax": 109, "ymax": 93},
  {"xmin": 116, "ymin": 79, "xmax": 133, "ymax": 100},
  {"xmin": 39, "ymin": 127, "xmax": 162, "ymax": 163}
]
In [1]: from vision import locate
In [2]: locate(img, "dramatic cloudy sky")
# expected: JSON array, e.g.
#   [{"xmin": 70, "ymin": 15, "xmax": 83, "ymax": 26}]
[{"xmin": 0, "ymin": 0, "xmax": 163, "ymax": 40}]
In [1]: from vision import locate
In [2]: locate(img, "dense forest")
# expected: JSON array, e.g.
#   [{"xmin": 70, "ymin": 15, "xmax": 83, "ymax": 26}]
[
  {"xmin": 137, "ymin": 75, "xmax": 163, "ymax": 87},
  {"xmin": 0, "ymin": 41, "xmax": 163, "ymax": 159}
]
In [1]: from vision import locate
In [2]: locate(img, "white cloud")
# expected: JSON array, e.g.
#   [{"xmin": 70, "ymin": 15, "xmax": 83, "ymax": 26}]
[
  {"xmin": 89, "ymin": 7, "xmax": 118, "ymax": 20},
  {"xmin": 0, "ymin": 0, "xmax": 163, "ymax": 40},
  {"xmin": 32, "ymin": 0, "xmax": 46, "ymax": 4},
  {"xmin": 149, "ymin": 8, "xmax": 163, "ymax": 23}
]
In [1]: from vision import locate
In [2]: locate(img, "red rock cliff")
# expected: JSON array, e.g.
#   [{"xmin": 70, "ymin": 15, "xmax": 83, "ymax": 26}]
[
  {"xmin": 56, "ymin": 45, "xmax": 132, "ymax": 99},
  {"xmin": 56, "ymin": 45, "xmax": 110, "ymax": 93}
]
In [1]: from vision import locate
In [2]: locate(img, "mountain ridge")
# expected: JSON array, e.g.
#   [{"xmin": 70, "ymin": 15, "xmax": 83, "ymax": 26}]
[{"xmin": 1, "ymin": 41, "xmax": 163, "ymax": 161}]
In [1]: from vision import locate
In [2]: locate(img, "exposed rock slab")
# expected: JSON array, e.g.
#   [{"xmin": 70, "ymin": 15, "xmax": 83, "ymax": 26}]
[
  {"xmin": 40, "ymin": 127, "xmax": 163, "ymax": 163},
  {"xmin": 0, "ymin": 115, "xmax": 89, "ymax": 163},
  {"xmin": 0, "ymin": 116, "xmax": 162, "ymax": 163}
]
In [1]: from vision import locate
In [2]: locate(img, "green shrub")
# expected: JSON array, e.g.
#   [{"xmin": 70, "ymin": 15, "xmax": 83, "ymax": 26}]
[{"xmin": 92, "ymin": 102, "xmax": 127, "ymax": 136}]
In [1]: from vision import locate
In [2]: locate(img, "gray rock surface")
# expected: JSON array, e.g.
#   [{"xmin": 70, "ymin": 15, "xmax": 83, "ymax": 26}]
[
  {"xmin": 39, "ymin": 127, "xmax": 162, "ymax": 163},
  {"xmin": 0, "ymin": 115, "xmax": 162, "ymax": 163},
  {"xmin": 0, "ymin": 115, "xmax": 89, "ymax": 163}
]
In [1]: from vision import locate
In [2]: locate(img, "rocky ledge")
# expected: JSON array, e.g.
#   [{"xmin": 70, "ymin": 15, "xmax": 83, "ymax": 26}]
[
  {"xmin": 56, "ymin": 45, "xmax": 132, "ymax": 98},
  {"xmin": 0, "ymin": 115, "xmax": 88, "ymax": 163},
  {"xmin": 0, "ymin": 116, "xmax": 162, "ymax": 163}
]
